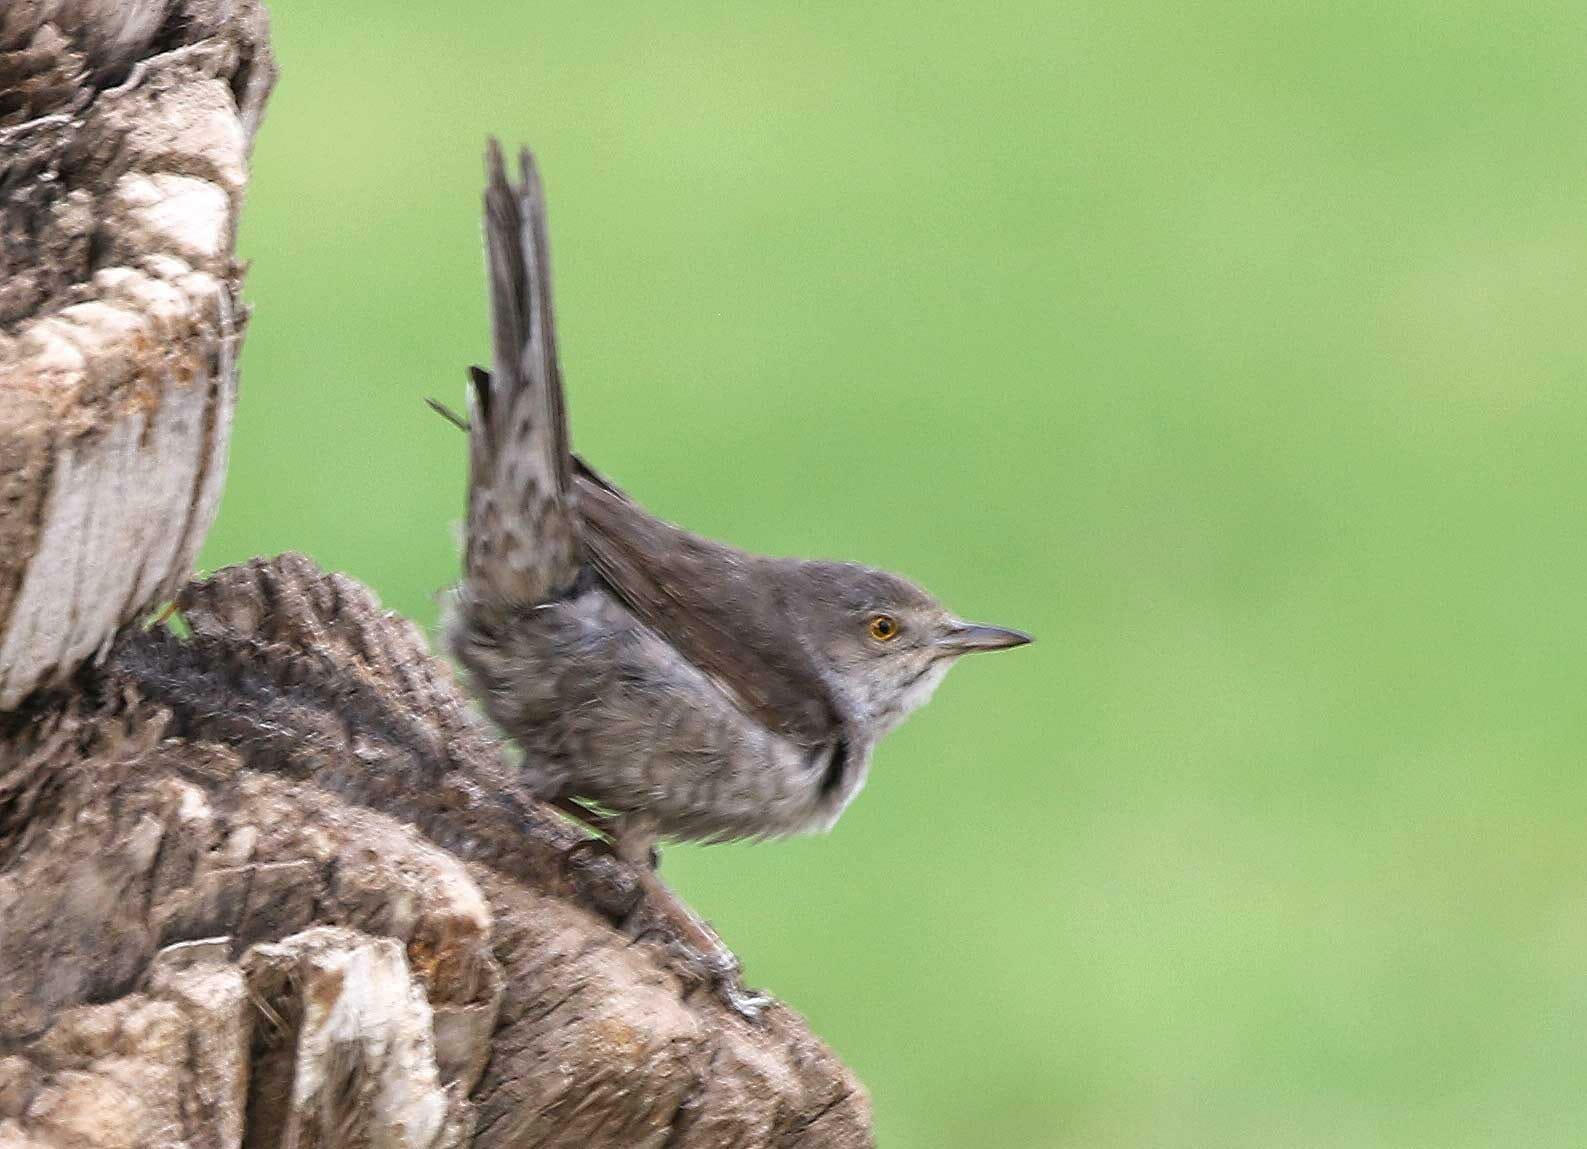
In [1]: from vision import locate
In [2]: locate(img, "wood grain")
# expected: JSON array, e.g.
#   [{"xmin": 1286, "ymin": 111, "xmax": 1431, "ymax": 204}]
[{"xmin": 0, "ymin": 5, "xmax": 872, "ymax": 1145}]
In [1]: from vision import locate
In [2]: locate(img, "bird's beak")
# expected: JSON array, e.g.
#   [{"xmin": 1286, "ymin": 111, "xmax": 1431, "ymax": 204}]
[{"xmin": 937, "ymin": 621, "xmax": 1033, "ymax": 654}]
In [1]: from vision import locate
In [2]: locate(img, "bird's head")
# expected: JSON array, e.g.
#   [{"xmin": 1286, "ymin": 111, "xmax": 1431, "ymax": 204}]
[{"xmin": 793, "ymin": 561, "xmax": 1031, "ymax": 736}]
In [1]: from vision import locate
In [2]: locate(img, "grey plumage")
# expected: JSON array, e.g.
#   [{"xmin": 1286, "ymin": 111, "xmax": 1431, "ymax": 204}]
[
  {"xmin": 465, "ymin": 141, "xmax": 575, "ymax": 609},
  {"xmin": 447, "ymin": 142, "xmax": 1029, "ymax": 866}
]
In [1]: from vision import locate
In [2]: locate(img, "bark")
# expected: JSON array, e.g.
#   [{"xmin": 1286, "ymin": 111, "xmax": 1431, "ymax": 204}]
[
  {"xmin": 0, "ymin": 0, "xmax": 272, "ymax": 708},
  {"xmin": 0, "ymin": 5, "xmax": 873, "ymax": 1147}
]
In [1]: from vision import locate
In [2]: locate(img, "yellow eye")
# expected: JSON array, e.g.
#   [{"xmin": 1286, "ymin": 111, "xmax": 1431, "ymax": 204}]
[{"xmin": 868, "ymin": 614, "xmax": 899, "ymax": 641}]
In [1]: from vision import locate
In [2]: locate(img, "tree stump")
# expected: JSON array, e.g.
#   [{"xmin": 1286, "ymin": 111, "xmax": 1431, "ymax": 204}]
[{"xmin": 0, "ymin": 5, "xmax": 873, "ymax": 1146}]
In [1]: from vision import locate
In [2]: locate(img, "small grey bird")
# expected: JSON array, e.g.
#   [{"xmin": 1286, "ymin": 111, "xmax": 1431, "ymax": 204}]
[{"xmin": 446, "ymin": 142, "xmax": 1029, "ymax": 1006}]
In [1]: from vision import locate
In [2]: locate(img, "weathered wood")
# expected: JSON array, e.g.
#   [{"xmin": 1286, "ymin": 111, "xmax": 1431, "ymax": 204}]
[
  {"xmin": 0, "ymin": 0, "xmax": 273, "ymax": 706},
  {"xmin": 0, "ymin": 555, "xmax": 872, "ymax": 1148},
  {"xmin": 0, "ymin": 3, "xmax": 873, "ymax": 1146}
]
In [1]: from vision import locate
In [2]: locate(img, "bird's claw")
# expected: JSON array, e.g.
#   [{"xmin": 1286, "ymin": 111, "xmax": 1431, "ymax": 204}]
[
  {"xmin": 623, "ymin": 873, "xmax": 774, "ymax": 1023},
  {"xmin": 668, "ymin": 936, "xmax": 773, "ymax": 1021},
  {"xmin": 682, "ymin": 939, "xmax": 773, "ymax": 1020},
  {"xmin": 715, "ymin": 978, "xmax": 774, "ymax": 1020}
]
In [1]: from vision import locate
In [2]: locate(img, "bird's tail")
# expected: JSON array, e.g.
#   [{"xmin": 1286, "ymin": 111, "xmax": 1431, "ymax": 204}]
[{"xmin": 461, "ymin": 140, "xmax": 581, "ymax": 609}]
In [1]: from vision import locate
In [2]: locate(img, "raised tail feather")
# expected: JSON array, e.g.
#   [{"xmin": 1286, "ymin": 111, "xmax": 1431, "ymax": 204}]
[
  {"xmin": 463, "ymin": 140, "xmax": 580, "ymax": 608},
  {"xmin": 457, "ymin": 144, "xmax": 850, "ymax": 752}
]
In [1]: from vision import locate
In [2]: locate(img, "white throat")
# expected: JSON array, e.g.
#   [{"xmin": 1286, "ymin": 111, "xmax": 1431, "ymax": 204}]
[{"xmin": 877, "ymin": 659, "xmax": 953, "ymax": 736}]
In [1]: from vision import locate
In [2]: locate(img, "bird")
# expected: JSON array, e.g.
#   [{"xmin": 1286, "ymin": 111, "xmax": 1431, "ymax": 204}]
[{"xmin": 443, "ymin": 141, "xmax": 1030, "ymax": 1012}]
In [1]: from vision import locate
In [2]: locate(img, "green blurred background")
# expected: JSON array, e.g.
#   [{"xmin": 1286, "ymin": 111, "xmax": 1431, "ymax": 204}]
[{"xmin": 204, "ymin": 2, "xmax": 1587, "ymax": 1145}]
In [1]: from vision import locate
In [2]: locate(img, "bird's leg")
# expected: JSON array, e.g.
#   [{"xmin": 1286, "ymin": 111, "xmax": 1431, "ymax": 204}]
[
  {"xmin": 609, "ymin": 816, "xmax": 772, "ymax": 1021},
  {"xmin": 606, "ymin": 812, "xmax": 664, "ymax": 870},
  {"xmin": 607, "ymin": 813, "xmax": 656, "ymax": 866}
]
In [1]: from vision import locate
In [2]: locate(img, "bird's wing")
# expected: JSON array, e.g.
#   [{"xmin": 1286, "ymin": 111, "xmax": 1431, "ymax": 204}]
[
  {"xmin": 464, "ymin": 145, "xmax": 846, "ymax": 748},
  {"xmin": 574, "ymin": 472, "xmax": 851, "ymax": 750},
  {"xmin": 463, "ymin": 140, "xmax": 580, "ymax": 607}
]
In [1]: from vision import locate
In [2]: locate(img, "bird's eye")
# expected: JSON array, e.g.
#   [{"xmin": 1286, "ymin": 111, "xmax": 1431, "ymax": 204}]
[{"xmin": 868, "ymin": 615, "xmax": 899, "ymax": 641}]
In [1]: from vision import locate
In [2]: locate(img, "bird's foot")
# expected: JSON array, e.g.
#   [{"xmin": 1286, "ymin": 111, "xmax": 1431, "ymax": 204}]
[
  {"xmin": 627, "ymin": 869, "xmax": 773, "ymax": 1022},
  {"xmin": 713, "ymin": 973, "xmax": 774, "ymax": 1020},
  {"xmin": 549, "ymin": 798, "xmax": 660, "ymax": 868},
  {"xmin": 553, "ymin": 803, "xmax": 769, "ymax": 1020}
]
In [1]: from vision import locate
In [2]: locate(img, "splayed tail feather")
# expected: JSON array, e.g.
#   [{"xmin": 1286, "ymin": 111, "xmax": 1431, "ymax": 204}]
[{"xmin": 462, "ymin": 140, "xmax": 581, "ymax": 609}]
